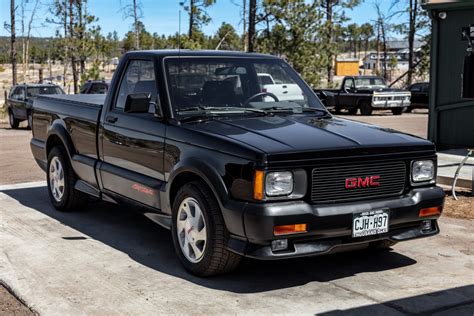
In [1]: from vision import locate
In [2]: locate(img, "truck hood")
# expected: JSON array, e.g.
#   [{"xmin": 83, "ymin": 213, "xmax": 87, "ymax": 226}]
[
  {"xmin": 184, "ymin": 115, "xmax": 434, "ymax": 155},
  {"xmin": 358, "ymin": 87, "xmax": 408, "ymax": 94}
]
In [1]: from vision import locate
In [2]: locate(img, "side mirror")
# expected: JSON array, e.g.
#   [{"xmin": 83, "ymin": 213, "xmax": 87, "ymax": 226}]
[
  {"xmin": 462, "ymin": 54, "xmax": 474, "ymax": 99},
  {"xmin": 124, "ymin": 93, "xmax": 151, "ymax": 113}
]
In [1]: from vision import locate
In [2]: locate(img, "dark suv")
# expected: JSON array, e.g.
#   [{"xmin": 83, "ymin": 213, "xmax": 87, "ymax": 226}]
[{"xmin": 7, "ymin": 84, "xmax": 64, "ymax": 129}]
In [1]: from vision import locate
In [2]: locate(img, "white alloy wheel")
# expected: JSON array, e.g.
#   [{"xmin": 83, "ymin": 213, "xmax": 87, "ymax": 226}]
[
  {"xmin": 49, "ymin": 156, "xmax": 65, "ymax": 202},
  {"xmin": 176, "ymin": 197, "xmax": 207, "ymax": 263}
]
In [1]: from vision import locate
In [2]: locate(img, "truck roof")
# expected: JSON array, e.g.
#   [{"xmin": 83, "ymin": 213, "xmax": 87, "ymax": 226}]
[{"xmin": 124, "ymin": 49, "xmax": 279, "ymax": 59}]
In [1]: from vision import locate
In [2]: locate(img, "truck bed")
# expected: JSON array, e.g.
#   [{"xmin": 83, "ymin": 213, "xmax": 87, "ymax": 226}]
[{"xmin": 31, "ymin": 94, "xmax": 105, "ymax": 178}]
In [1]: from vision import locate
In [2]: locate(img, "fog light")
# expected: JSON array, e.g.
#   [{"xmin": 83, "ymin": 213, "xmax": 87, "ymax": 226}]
[
  {"xmin": 271, "ymin": 239, "xmax": 288, "ymax": 251},
  {"xmin": 421, "ymin": 220, "xmax": 432, "ymax": 233}
]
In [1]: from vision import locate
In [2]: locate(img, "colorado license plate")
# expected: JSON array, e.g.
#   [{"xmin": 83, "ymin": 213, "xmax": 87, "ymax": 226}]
[{"xmin": 352, "ymin": 209, "xmax": 389, "ymax": 238}]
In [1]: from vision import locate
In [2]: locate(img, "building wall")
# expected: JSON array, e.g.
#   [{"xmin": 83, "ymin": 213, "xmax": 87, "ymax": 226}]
[
  {"xmin": 335, "ymin": 61, "xmax": 359, "ymax": 76},
  {"xmin": 428, "ymin": 4, "xmax": 474, "ymax": 148}
]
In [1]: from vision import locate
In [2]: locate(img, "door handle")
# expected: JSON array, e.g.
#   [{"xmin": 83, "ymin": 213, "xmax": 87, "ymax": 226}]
[
  {"xmin": 282, "ymin": 85, "xmax": 287, "ymax": 88},
  {"xmin": 106, "ymin": 115, "xmax": 118, "ymax": 123}
]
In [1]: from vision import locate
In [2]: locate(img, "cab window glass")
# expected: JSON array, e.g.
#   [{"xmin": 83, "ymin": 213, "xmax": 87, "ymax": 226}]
[
  {"xmin": 115, "ymin": 60, "xmax": 157, "ymax": 110},
  {"xmin": 344, "ymin": 79, "xmax": 354, "ymax": 90}
]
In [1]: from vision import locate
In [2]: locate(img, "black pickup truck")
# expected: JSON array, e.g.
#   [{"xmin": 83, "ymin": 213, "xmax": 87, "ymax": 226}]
[
  {"xmin": 317, "ymin": 76, "xmax": 411, "ymax": 115},
  {"xmin": 30, "ymin": 50, "xmax": 444, "ymax": 276}
]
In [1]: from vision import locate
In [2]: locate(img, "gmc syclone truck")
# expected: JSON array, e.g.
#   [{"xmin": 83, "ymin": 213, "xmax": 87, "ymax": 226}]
[{"xmin": 30, "ymin": 50, "xmax": 445, "ymax": 276}]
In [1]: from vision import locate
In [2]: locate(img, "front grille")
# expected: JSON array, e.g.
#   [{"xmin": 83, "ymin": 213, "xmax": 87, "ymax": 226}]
[{"xmin": 311, "ymin": 161, "xmax": 407, "ymax": 203}]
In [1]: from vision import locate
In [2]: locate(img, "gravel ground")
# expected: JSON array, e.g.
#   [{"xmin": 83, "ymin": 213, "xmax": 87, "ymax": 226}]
[{"xmin": 0, "ymin": 284, "xmax": 34, "ymax": 316}]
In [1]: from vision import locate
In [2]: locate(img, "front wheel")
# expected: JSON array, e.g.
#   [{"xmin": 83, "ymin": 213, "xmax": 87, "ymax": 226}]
[
  {"xmin": 359, "ymin": 101, "xmax": 373, "ymax": 116},
  {"xmin": 171, "ymin": 181, "xmax": 241, "ymax": 276},
  {"xmin": 27, "ymin": 111, "xmax": 33, "ymax": 129},
  {"xmin": 391, "ymin": 108, "xmax": 404, "ymax": 115},
  {"xmin": 8, "ymin": 111, "xmax": 19, "ymax": 129},
  {"xmin": 47, "ymin": 146, "xmax": 87, "ymax": 211},
  {"xmin": 348, "ymin": 107, "xmax": 358, "ymax": 115}
]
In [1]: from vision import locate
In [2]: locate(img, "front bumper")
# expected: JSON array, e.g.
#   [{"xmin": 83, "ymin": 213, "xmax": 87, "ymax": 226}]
[
  {"xmin": 226, "ymin": 186, "xmax": 445, "ymax": 259},
  {"xmin": 372, "ymin": 99, "xmax": 411, "ymax": 108}
]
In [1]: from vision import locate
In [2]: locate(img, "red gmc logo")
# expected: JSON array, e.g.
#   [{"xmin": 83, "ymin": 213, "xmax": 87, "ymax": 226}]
[{"xmin": 345, "ymin": 176, "xmax": 381, "ymax": 189}]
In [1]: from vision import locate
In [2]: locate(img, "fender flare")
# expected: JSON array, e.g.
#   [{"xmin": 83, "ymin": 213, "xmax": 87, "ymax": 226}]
[
  {"xmin": 162, "ymin": 158, "xmax": 229, "ymax": 214},
  {"xmin": 45, "ymin": 121, "xmax": 76, "ymax": 160}
]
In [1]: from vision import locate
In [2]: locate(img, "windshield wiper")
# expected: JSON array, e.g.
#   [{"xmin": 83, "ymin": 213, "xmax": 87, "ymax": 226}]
[{"xmin": 176, "ymin": 106, "xmax": 268, "ymax": 121}]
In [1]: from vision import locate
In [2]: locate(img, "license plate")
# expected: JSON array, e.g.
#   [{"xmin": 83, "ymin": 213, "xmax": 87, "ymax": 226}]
[{"xmin": 352, "ymin": 209, "xmax": 389, "ymax": 238}]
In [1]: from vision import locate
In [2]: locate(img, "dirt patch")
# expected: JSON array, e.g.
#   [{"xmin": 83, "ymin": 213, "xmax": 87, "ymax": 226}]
[
  {"xmin": 443, "ymin": 190, "xmax": 474, "ymax": 220},
  {"xmin": 0, "ymin": 284, "xmax": 34, "ymax": 316}
]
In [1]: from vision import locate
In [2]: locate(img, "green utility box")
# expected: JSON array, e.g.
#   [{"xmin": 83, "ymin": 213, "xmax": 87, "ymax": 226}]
[{"xmin": 424, "ymin": 0, "xmax": 474, "ymax": 148}]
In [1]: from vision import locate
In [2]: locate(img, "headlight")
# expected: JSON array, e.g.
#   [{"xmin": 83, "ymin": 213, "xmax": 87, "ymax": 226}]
[
  {"xmin": 412, "ymin": 160, "xmax": 435, "ymax": 182},
  {"xmin": 265, "ymin": 171, "xmax": 293, "ymax": 196}
]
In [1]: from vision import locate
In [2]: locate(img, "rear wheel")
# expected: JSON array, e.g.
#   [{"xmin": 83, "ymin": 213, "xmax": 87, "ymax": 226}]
[
  {"xmin": 171, "ymin": 181, "xmax": 241, "ymax": 276},
  {"xmin": 47, "ymin": 146, "xmax": 87, "ymax": 211},
  {"xmin": 359, "ymin": 101, "xmax": 373, "ymax": 116},
  {"xmin": 391, "ymin": 107, "xmax": 404, "ymax": 115},
  {"xmin": 348, "ymin": 107, "xmax": 358, "ymax": 115},
  {"xmin": 8, "ymin": 111, "xmax": 19, "ymax": 129}
]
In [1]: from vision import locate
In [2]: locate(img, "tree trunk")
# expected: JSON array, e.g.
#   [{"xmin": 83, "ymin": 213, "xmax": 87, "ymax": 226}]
[
  {"xmin": 11, "ymin": 0, "xmax": 17, "ymax": 86},
  {"xmin": 381, "ymin": 20, "xmax": 387, "ymax": 80},
  {"xmin": 69, "ymin": 0, "xmax": 78, "ymax": 94},
  {"xmin": 248, "ymin": 0, "xmax": 256, "ymax": 52},
  {"xmin": 189, "ymin": 0, "xmax": 194, "ymax": 39},
  {"xmin": 133, "ymin": 0, "xmax": 140, "ymax": 49},
  {"xmin": 407, "ymin": 0, "xmax": 417, "ymax": 86},
  {"xmin": 375, "ymin": 21, "xmax": 380, "ymax": 76},
  {"xmin": 77, "ymin": 0, "xmax": 86, "ymax": 76},
  {"xmin": 242, "ymin": 0, "xmax": 247, "ymax": 52},
  {"xmin": 326, "ymin": 0, "xmax": 334, "ymax": 85},
  {"xmin": 63, "ymin": 0, "xmax": 68, "ymax": 88},
  {"xmin": 26, "ymin": 0, "xmax": 39, "ymax": 80}
]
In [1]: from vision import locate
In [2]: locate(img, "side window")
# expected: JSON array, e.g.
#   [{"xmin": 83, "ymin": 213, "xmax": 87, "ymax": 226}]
[
  {"xmin": 422, "ymin": 84, "xmax": 430, "ymax": 93},
  {"xmin": 115, "ymin": 60, "xmax": 157, "ymax": 110},
  {"xmin": 343, "ymin": 79, "xmax": 354, "ymax": 90},
  {"xmin": 10, "ymin": 87, "xmax": 19, "ymax": 99},
  {"xmin": 17, "ymin": 87, "xmax": 25, "ymax": 100},
  {"xmin": 90, "ymin": 83, "xmax": 107, "ymax": 94}
]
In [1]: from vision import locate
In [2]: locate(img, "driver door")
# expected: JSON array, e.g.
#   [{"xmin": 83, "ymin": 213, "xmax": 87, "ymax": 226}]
[
  {"xmin": 338, "ymin": 78, "xmax": 356, "ymax": 107},
  {"xmin": 99, "ymin": 58, "xmax": 166, "ymax": 209}
]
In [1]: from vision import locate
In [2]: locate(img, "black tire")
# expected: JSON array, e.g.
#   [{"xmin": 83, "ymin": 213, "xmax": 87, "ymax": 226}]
[
  {"xmin": 359, "ymin": 101, "xmax": 373, "ymax": 116},
  {"xmin": 369, "ymin": 240, "xmax": 397, "ymax": 251},
  {"xmin": 405, "ymin": 106, "xmax": 413, "ymax": 113},
  {"xmin": 334, "ymin": 106, "xmax": 341, "ymax": 114},
  {"xmin": 8, "ymin": 110, "xmax": 20, "ymax": 129},
  {"xmin": 348, "ymin": 107, "xmax": 358, "ymax": 115},
  {"xmin": 391, "ymin": 107, "xmax": 404, "ymax": 115},
  {"xmin": 27, "ymin": 111, "xmax": 33, "ymax": 130},
  {"xmin": 171, "ymin": 181, "xmax": 241, "ymax": 276},
  {"xmin": 47, "ymin": 146, "xmax": 88, "ymax": 211}
]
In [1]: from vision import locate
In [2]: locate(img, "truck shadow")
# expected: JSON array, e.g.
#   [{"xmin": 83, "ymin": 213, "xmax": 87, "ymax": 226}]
[{"xmin": 1, "ymin": 186, "xmax": 417, "ymax": 294}]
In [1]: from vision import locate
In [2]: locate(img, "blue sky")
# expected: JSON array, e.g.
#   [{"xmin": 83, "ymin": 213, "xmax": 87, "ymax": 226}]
[{"xmin": 0, "ymin": 0, "xmax": 403, "ymax": 38}]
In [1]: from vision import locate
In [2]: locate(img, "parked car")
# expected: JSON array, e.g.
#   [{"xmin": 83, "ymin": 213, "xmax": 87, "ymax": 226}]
[
  {"xmin": 7, "ymin": 84, "xmax": 64, "ymax": 129},
  {"xmin": 257, "ymin": 73, "xmax": 304, "ymax": 101},
  {"xmin": 80, "ymin": 80, "xmax": 110, "ymax": 94},
  {"xmin": 30, "ymin": 50, "xmax": 444, "ymax": 276},
  {"xmin": 316, "ymin": 76, "xmax": 411, "ymax": 115},
  {"xmin": 406, "ymin": 82, "xmax": 429, "ymax": 112}
]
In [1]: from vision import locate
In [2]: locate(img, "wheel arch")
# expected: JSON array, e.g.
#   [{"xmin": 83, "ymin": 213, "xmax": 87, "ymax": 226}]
[
  {"xmin": 45, "ymin": 122, "xmax": 76, "ymax": 160},
  {"xmin": 164, "ymin": 160, "xmax": 229, "ymax": 215}
]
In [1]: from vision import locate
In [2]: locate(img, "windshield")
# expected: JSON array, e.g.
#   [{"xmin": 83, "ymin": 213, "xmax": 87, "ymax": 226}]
[
  {"xmin": 164, "ymin": 57, "xmax": 325, "ymax": 118},
  {"xmin": 354, "ymin": 77, "xmax": 387, "ymax": 89},
  {"xmin": 27, "ymin": 86, "xmax": 64, "ymax": 97}
]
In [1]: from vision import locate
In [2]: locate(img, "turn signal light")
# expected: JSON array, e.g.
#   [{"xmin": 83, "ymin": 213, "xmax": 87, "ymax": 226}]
[
  {"xmin": 419, "ymin": 206, "xmax": 442, "ymax": 217},
  {"xmin": 274, "ymin": 224, "xmax": 307, "ymax": 236},
  {"xmin": 253, "ymin": 170, "xmax": 264, "ymax": 200}
]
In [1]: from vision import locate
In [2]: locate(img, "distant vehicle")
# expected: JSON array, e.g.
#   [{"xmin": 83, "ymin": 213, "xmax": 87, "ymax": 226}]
[
  {"xmin": 316, "ymin": 76, "xmax": 411, "ymax": 115},
  {"xmin": 7, "ymin": 84, "xmax": 64, "ymax": 129},
  {"xmin": 80, "ymin": 80, "xmax": 110, "ymax": 94},
  {"xmin": 406, "ymin": 82, "xmax": 429, "ymax": 112},
  {"xmin": 257, "ymin": 73, "xmax": 304, "ymax": 101}
]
